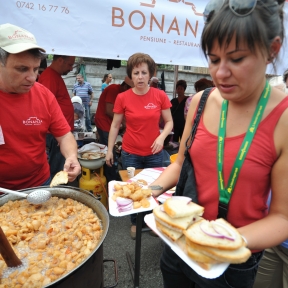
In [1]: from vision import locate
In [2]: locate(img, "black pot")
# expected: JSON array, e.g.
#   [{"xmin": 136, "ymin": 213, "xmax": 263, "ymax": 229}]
[{"xmin": 0, "ymin": 186, "xmax": 109, "ymax": 288}]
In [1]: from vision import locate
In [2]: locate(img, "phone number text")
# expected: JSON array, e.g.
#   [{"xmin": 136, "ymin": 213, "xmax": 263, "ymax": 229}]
[{"xmin": 16, "ymin": 2, "xmax": 69, "ymax": 14}]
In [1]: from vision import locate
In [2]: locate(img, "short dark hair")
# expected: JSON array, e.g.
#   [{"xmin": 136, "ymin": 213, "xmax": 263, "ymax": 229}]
[
  {"xmin": 53, "ymin": 55, "xmax": 69, "ymax": 61},
  {"xmin": 126, "ymin": 53, "xmax": 156, "ymax": 79},
  {"xmin": 194, "ymin": 78, "xmax": 213, "ymax": 92},
  {"xmin": 0, "ymin": 48, "xmax": 45, "ymax": 65},
  {"xmin": 201, "ymin": 1, "xmax": 284, "ymax": 68},
  {"xmin": 176, "ymin": 80, "xmax": 187, "ymax": 91}
]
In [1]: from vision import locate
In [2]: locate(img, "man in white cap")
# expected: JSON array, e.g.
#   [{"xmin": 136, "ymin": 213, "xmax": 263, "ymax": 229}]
[{"xmin": 0, "ymin": 23, "xmax": 81, "ymax": 190}]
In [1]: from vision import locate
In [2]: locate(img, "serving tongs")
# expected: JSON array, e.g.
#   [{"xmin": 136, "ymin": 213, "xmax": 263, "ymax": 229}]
[{"xmin": 0, "ymin": 187, "xmax": 51, "ymax": 205}]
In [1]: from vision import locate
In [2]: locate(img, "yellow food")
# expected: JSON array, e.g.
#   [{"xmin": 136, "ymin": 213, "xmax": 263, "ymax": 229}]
[
  {"xmin": 113, "ymin": 182, "xmax": 151, "ymax": 209},
  {"xmin": 0, "ymin": 197, "xmax": 103, "ymax": 287}
]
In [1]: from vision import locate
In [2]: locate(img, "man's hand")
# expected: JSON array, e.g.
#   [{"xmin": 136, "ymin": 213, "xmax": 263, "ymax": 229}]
[{"xmin": 63, "ymin": 157, "xmax": 81, "ymax": 182}]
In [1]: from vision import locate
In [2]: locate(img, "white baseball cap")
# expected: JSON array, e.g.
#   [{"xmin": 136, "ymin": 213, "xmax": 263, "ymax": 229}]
[
  {"xmin": 71, "ymin": 96, "xmax": 82, "ymax": 104},
  {"xmin": 0, "ymin": 23, "xmax": 46, "ymax": 53}
]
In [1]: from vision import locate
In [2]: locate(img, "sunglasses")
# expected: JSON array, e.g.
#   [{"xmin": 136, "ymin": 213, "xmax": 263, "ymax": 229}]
[{"xmin": 203, "ymin": 0, "xmax": 259, "ymax": 23}]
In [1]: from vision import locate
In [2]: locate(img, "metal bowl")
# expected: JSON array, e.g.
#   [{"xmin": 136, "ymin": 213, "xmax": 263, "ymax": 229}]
[
  {"xmin": 78, "ymin": 155, "xmax": 105, "ymax": 170},
  {"xmin": 0, "ymin": 186, "xmax": 109, "ymax": 288}
]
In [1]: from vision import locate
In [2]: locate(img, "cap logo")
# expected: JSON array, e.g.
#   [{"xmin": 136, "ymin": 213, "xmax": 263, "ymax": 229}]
[{"xmin": 8, "ymin": 30, "xmax": 34, "ymax": 41}]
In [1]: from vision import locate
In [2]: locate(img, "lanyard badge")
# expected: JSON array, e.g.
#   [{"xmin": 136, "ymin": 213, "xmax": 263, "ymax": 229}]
[{"xmin": 217, "ymin": 81, "xmax": 271, "ymax": 205}]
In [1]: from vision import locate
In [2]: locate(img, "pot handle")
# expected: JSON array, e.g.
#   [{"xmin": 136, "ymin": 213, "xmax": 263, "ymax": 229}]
[{"xmin": 103, "ymin": 258, "xmax": 118, "ymax": 288}]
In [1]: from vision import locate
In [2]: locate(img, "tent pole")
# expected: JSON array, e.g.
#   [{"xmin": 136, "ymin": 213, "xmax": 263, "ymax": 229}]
[{"xmin": 173, "ymin": 65, "xmax": 179, "ymax": 98}]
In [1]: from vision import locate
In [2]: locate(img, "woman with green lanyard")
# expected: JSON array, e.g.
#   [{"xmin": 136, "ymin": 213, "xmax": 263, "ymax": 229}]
[{"xmin": 149, "ymin": 0, "xmax": 288, "ymax": 287}]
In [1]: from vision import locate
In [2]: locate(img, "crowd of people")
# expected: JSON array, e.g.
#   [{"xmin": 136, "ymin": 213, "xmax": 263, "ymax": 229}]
[{"xmin": 1, "ymin": 0, "xmax": 288, "ymax": 286}]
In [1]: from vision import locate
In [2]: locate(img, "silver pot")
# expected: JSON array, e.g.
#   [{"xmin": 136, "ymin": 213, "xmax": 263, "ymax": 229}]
[
  {"xmin": 0, "ymin": 186, "xmax": 109, "ymax": 288},
  {"xmin": 78, "ymin": 154, "xmax": 106, "ymax": 170}
]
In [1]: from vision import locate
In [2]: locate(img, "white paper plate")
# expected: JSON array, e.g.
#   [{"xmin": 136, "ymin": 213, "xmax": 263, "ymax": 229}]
[
  {"xmin": 144, "ymin": 213, "xmax": 229, "ymax": 279},
  {"xmin": 108, "ymin": 181, "xmax": 158, "ymax": 217}
]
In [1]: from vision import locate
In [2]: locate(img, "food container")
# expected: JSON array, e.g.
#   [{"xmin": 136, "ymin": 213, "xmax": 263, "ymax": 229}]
[
  {"xmin": 78, "ymin": 154, "xmax": 106, "ymax": 170},
  {"xmin": 0, "ymin": 186, "xmax": 110, "ymax": 288}
]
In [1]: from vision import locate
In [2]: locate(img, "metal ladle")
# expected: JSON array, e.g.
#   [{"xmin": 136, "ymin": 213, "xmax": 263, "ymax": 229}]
[{"xmin": 0, "ymin": 187, "xmax": 51, "ymax": 205}]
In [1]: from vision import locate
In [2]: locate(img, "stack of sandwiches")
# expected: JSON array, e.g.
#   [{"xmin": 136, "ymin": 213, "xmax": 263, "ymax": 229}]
[
  {"xmin": 183, "ymin": 218, "xmax": 251, "ymax": 269},
  {"xmin": 153, "ymin": 197, "xmax": 204, "ymax": 241},
  {"xmin": 153, "ymin": 197, "xmax": 251, "ymax": 270}
]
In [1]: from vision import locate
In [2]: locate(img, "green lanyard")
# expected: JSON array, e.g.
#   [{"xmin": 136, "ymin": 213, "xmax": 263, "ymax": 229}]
[{"xmin": 217, "ymin": 81, "xmax": 271, "ymax": 204}]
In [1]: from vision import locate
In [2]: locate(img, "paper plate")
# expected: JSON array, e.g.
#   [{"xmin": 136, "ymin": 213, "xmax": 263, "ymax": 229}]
[
  {"xmin": 144, "ymin": 213, "xmax": 229, "ymax": 279},
  {"xmin": 108, "ymin": 181, "xmax": 158, "ymax": 217}
]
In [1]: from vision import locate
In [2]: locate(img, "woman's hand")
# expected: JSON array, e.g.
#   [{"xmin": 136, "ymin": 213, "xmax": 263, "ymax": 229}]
[
  {"xmin": 105, "ymin": 151, "xmax": 114, "ymax": 167},
  {"xmin": 151, "ymin": 135, "xmax": 164, "ymax": 154}
]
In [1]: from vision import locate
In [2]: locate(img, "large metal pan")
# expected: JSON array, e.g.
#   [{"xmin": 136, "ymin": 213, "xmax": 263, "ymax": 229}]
[{"xmin": 0, "ymin": 186, "xmax": 109, "ymax": 288}]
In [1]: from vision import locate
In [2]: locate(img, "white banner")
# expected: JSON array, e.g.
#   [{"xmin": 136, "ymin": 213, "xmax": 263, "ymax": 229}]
[{"xmin": 1, "ymin": 0, "xmax": 288, "ymax": 74}]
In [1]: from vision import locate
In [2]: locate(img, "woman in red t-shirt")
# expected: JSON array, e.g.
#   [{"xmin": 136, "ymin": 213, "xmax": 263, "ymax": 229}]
[{"xmin": 106, "ymin": 53, "xmax": 173, "ymax": 238}]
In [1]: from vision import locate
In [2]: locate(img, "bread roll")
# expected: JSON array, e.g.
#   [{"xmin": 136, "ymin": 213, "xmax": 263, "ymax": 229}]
[
  {"xmin": 186, "ymin": 237, "xmax": 251, "ymax": 264},
  {"xmin": 163, "ymin": 198, "xmax": 204, "ymax": 219},
  {"xmin": 50, "ymin": 171, "xmax": 68, "ymax": 187},
  {"xmin": 153, "ymin": 205, "xmax": 201, "ymax": 232},
  {"xmin": 184, "ymin": 218, "xmax": 243, "ymax": 250}
]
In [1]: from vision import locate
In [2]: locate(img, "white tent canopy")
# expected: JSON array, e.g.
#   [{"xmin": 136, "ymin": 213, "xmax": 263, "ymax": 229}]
[{"xmin": 1, "ymin": 0, "xmax": 288, "ymax": 74}]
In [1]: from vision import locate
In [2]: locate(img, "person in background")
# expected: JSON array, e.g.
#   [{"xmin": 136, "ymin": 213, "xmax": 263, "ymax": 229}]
[
  {"xmin": 38, "ymin": 54, "xmax": 76, "ymax": 180},
  {"xmin": 72, "ymin": 73, "xmax": 94, "ymax": 132},
  {"xmin": 101, "ymin": 73, "xmax": 113, "ymax": 91},
  {"xmin": 253, "ymin": 76, "xmax": 288, "ymax": 288},
  {"xmin": 106, "ymin": 52, "xmax": 173, "ymax": 239},
  {"xmin": 170, "ymin": 80, "xmax": 188, "ymax": 142},
  {"xmin": 36, "ymin": 57, "xmax": 47, "ymax": 80},
  {"xmin": 0, "ymin": 23, "xmax": 80, "ymax": 190},
  {"xmin": 184, "ymin": 78, "xmax": 214, "ymax": 119},
  {"xmin": 94, "ymin": 76, "xmax": 133, "ymax": 182},
  {"xmin": 72, "ymin": 96, "xmax": 86, "ymax": 147},
  {"xmin": 149, "ymin": 0, "xmax": 288, "ymax": 287},
  {"xmin": 149, "ymin": 76, "xmax": 159, "ymax": 88}
]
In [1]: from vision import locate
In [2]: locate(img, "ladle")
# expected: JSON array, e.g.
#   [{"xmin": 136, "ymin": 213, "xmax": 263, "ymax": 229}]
[{"xmin": 0, "ymin": 187, "xmax": 51, "ymax": 205}]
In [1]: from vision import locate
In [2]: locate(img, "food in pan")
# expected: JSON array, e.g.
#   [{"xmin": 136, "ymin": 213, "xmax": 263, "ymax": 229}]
[
  {"xmin": 0, "ymin": 197, "xmax": 103, "ymax": 287},
  {"xmin": 80, "ymin": 152, "xmax": 106, "ymax": 160}
]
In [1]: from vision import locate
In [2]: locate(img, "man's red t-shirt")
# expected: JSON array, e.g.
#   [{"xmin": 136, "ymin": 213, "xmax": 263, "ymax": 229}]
[
  {"xmin": 39, "ymin": 67, "xmax": 74, "ymax": 131},
  {"xmin": 0, "ymin": 83, "xmax": 71, "ymax": 189},
  {"xmin": 95, "ymin": 84, "xmax": 122, "ymax": 132}
]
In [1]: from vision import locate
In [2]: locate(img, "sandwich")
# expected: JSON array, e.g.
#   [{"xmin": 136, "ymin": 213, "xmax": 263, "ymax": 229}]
[
  {"xmin": 176, "ymin": 236, "xmax": 220, "ymax": 270},
  {"xmin": 184, "ymin": 218, "xmax": 243, "ymax": 250},
  {"xmin": 183, "ymin": 218, "xmax": 251, "ymax": 267},
  {"xmin": 50, "ymin": 171, "xmax": 68, "ymax": 187},
  {"xmin": 163, "ymin": 197, "xmax": 204, "ymax": 218},
  {"xmin": 153, "ymin": 197, "xmax": 204, "ymax": 241}
]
